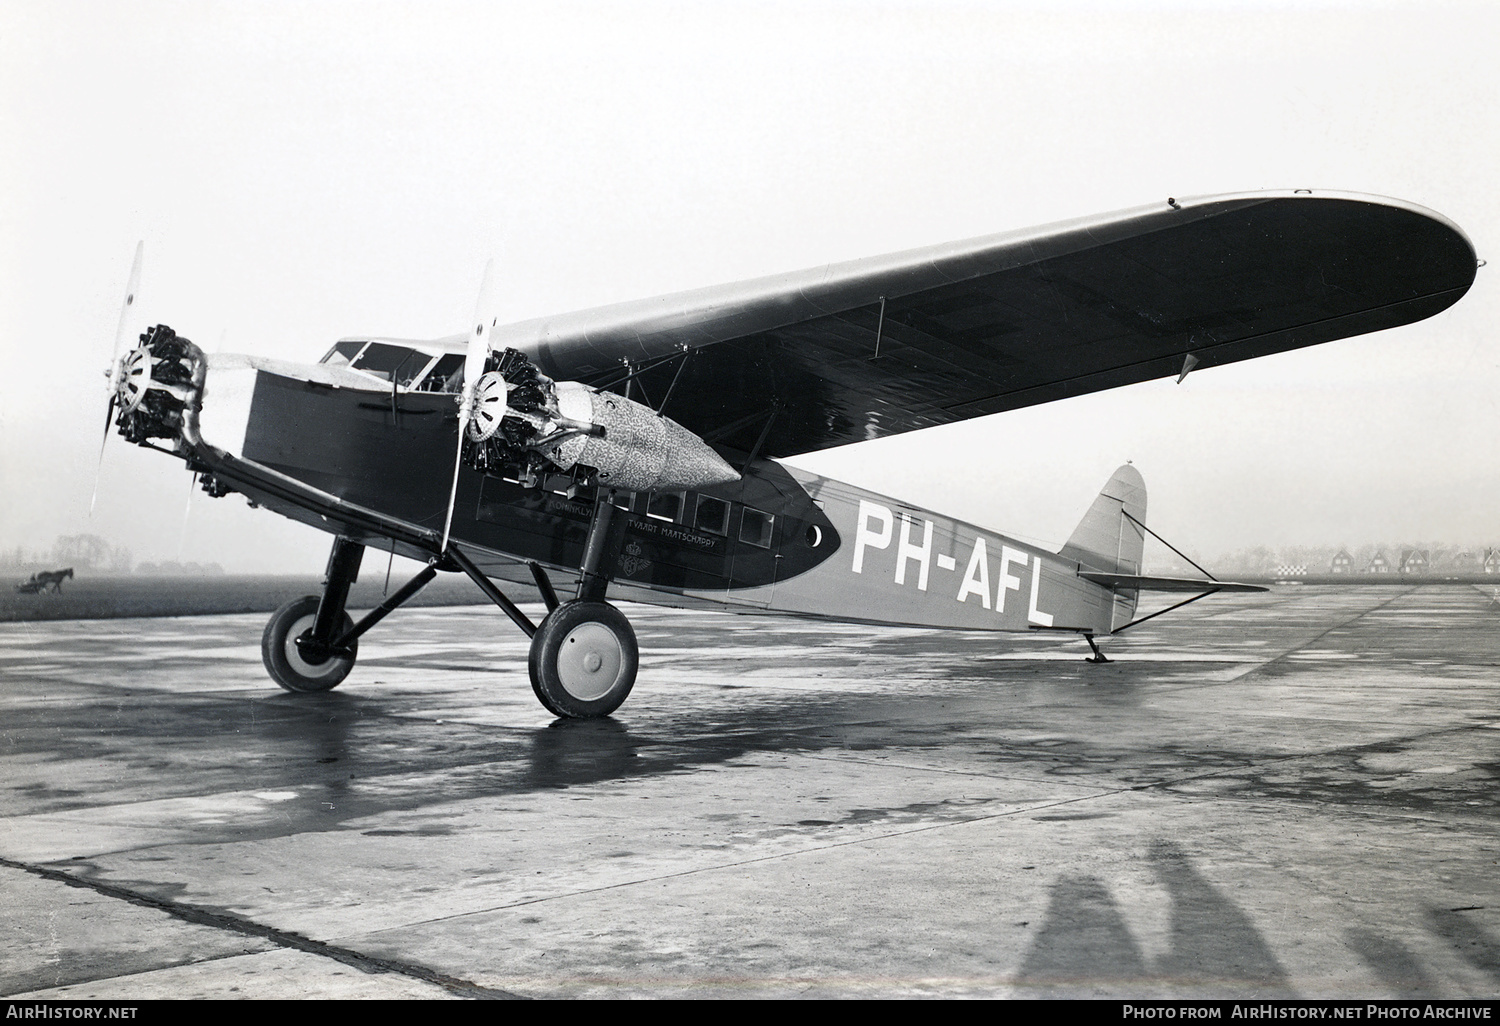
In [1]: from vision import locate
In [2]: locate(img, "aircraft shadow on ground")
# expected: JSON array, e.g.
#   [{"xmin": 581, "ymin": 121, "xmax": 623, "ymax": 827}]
[
  {"xmin": 1014, "ymin": 840, "xmax": 1295, "ymax": 998},
  {"xmin": 1013, "ymin": 841, "xmax": 1500, "ymax": 998}
]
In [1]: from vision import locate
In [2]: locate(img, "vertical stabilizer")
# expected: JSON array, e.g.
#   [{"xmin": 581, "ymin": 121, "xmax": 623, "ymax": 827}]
[
  {"xmin": 1059, "ymin": 465, "xmax": 1147, "ymax": 574},
  {"xmin": 1060, "ymin": 466, "xmax": 1147, "ymax": 630}
]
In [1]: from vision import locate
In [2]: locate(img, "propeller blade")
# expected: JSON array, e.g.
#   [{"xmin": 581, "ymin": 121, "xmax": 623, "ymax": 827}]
[
  {"xmin": 94, "ymin": 243, "xmax": 143, "ymax": 517},
  {"xmin": 108, "ymin": 241, "xmax": 144, "ymax": 393},
  {"xmin": 463, "ymin": 258, "xmax": 498, "ymax": 412},
  {"xmin": 88, "ymin": 394, "xmax": 117, "ymax": 516},
  {"xmin": 441, "ymin": 259, "xmax": 498, "ymax": 552},
  {"xmin": 177, "ymin": 473, "xmax": 197, "ymax": 561}
]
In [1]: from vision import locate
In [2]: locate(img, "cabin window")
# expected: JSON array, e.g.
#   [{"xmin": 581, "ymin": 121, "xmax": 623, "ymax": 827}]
[
  {"xmin": 414, "ymin": 353, "xmax": 465, "ymax": 393},
  {"xmin": 739, "ymin": 507, "xmax": 774, "ymax": 548},
  {"xmin": 647, "ymin": 492, "xmax": 683, "ymax": 523},
  {"xmin": 322, "ymin": 341, "xmax": 367, "ymax": 367},
  {"xmin": 695, "ymin": 495, "xmax": 729, "ymax": 536}
]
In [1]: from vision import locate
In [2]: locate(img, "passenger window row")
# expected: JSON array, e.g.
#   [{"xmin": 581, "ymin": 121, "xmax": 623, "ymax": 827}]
[{"xmin": 609, "ymin": 489, "xmax": 777, "ymax": 549}]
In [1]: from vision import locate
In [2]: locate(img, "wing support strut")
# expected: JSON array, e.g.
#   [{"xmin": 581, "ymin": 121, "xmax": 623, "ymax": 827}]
[
  {"xmin": 444, "ymin": 544, "xmax": 538, "ymax": 638},
  {"xmin": 740, "ymin": 404, "xmax": 782, "ymax": 474},
  {"xmin": 592, "ymin": 347, "xmax": 693, "ymax": 394}
]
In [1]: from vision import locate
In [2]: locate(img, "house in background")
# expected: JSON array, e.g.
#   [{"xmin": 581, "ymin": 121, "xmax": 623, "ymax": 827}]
[
  {"xmin": 1331, "ymin": 549, "xmax": 1354, "ymax": 574},
  {"xmin": 1367, "ymin": 551, "xmax": 1391, "ymax": 574},
  {"xmin": 1399, "ymin": 549, "xmax": 1430, "ymax": 575},
  {"xmin": 1485, "ymin": 549, "xmax": 1500, "ymax": 574}
]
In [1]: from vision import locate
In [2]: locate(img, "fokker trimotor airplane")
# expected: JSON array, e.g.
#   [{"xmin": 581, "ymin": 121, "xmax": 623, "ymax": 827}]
[{"xmin": 98, "ymin": 190, "xmax": 1477, "ymax": 717}]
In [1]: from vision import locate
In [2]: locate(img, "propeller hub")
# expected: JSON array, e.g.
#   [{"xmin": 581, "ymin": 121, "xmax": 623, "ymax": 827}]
[
  {"xmin": 116, "ymin": 347, "xmax": 154, "ymax": 412},
  {"xmin": 464, "ymin": 371, "xmax": 510, "ymax": 442}
]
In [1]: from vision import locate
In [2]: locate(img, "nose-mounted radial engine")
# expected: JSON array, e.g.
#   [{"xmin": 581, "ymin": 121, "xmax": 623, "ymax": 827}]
[
  {"xmin": 460, "ymin": 348, "xmax": 739, "ymax": 493},
  {"xmin": 110, "ymin": 324, "xmax": 206, "ymax": 448}
]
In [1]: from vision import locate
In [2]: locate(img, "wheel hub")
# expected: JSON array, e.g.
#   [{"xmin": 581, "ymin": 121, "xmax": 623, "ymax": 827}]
[
  {"xmin": 284, "ymin": 615, "xmax": 342, "ymax": 677},
  {"xmin": 556, "ymin": 622, "xmax": 625, "ymax": 701}
]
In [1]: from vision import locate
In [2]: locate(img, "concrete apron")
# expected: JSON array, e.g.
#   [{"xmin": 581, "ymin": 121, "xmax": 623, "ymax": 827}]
[{"xmin": 0, "ymin": 584, "xmax": 1496, "ymax": 998}]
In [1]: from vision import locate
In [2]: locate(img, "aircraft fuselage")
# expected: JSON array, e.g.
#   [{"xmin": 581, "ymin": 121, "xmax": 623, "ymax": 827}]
[{"xmin": 185, "ymin": 353, "xmax": 1122, "ymax": 637}]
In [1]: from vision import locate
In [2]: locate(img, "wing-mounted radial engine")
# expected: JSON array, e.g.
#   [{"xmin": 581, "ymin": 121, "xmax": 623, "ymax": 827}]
[
  {"xmin": 460, "ymin": 347, "xmax": 740, "ymax": 492},
  {"xmin": 111, "ymin": 325, "xmax": 207, "ymax": 448}
]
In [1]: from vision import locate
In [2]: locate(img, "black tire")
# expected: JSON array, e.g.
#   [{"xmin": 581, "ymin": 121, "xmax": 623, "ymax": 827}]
[
  {"xmin": 262, "ymin": 596, "xmax": 357, "ymax": 693},
  {"xmin": 528, "ymin": 600, "xmax": 638, "ymax": 718}
]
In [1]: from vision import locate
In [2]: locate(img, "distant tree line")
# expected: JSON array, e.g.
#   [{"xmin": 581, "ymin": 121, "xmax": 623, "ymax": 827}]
[
  {"xmin": 1, "ymin": 535, "xmax": 133, "ymax": 572},
  {"xmin": 2, "ymin": 535, "xmax": 223, "ymax": 575}
]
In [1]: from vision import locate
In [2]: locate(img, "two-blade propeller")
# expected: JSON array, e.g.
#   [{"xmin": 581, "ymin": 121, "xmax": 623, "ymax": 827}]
[
  {"xmin": 90, "ymin": 241, "xmax": 144, "ymax": 515},
  {"xmin": 440, "ymin": 259, "xmax": 498, "ymax": 553}
]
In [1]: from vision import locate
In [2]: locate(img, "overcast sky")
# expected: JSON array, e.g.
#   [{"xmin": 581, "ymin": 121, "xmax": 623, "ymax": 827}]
[{"xmin": 2, "ymin": 0, "xmax": 1496, "ymax": 573}]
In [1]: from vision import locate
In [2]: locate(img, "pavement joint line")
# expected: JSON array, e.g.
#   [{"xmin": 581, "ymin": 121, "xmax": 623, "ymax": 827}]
[
  {"xmin": 387, "ymin": 787, "xmax": 1133, "ymax": 931},
  {"xmin": 8, "ymin": 945, "xmax": 274, "ymax": 998},
  {"xmin": 1135, "ymin": 716, "xmax": 1500, "ymax": 799},
  {"xmin": 0, "ymin": 855, "xmax": 523, "ymax": 1001},
  {"xmin": 1151, "ymin": 587, "xmax": 1419, "ymax": 693}
]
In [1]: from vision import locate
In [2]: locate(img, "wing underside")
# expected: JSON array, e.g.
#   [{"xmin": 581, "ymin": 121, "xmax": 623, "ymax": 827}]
[{"xmin": 497, "ymin": 191, "xmax": 1476, "ymax": 458}]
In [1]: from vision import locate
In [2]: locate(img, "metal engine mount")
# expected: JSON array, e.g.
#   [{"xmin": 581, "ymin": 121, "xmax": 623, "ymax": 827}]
[
  {"xmin": 460, "ymin": 348, "xmax": 739, "ymax": 493},
  {"xmin": 113, "ymin": 325, "xmax": 206, "ymax": 446}
]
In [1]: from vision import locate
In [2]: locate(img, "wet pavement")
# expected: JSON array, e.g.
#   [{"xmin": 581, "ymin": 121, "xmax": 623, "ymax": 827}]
[{"xmin": 1, "ymin": 585, "xmax": 1497, "ymax": 999}]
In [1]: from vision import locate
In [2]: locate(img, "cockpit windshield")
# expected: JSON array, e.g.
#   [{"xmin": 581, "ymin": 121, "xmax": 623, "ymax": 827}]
[
  {"xmin": 320, "ymin": 341, "xmax": 463, "ymax": 391},
  {"xmin": 351, "ymin": 343, "xmax": 430, "ymax": 386},
  {"xmin": 322, "ymin": 341, "xmax": 365, "ymax": 367}
]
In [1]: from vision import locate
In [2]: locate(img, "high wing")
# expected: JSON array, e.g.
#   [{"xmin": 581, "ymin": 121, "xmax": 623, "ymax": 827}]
[{"xmin": 497, "ymin": 190, "xmax": 1477, "ymax": 458}]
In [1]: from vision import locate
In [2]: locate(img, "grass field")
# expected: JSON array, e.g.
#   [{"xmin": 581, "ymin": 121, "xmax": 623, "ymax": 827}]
[{"xmin": 0, "ymin": 573, "xmax": 532, "ymax": 622}]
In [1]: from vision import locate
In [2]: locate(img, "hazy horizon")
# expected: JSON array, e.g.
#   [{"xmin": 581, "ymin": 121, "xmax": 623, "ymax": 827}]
[{"xmin": 3, "ymin": 1, "xmax": 1496, "ymax": 576}]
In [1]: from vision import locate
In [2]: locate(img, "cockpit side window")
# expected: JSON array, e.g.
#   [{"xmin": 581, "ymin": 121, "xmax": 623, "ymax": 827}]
[
  {"xmin": 322, "ymin": 341, "xmax": 367, "ymax": 367},
  {"xmin": 417, "ymin": 353, "xmax": 465, "ymax": 393}
]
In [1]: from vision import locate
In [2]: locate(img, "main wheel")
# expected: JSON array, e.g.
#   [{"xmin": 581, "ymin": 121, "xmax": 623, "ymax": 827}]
[
  {"xmin": 528, "ymin": 600, "xmax": 638, "ymax": 718},
  {"xmin": 262, "ymin": 596, "xmax": 357, "ymax": 693}
]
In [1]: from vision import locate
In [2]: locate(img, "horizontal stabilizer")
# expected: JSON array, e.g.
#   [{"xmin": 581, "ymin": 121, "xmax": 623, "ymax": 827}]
[{"xmin": 1078, "ymin": 572, "xmax": 1266, "ymax": 594}]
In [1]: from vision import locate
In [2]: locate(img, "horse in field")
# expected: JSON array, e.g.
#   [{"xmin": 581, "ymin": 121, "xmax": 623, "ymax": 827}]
[{"xmin": 15, "ymin": 568, "xmax": 72, "ymax": 594}]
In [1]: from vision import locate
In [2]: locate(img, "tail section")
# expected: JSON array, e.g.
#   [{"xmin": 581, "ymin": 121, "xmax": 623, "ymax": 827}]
[{"xmin": 1059, "ymin": 465, "xmax": 1147, "ymax": 631}]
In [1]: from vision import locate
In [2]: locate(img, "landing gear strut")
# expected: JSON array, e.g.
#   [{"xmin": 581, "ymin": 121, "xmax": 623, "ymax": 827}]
[
  {"xmin": 527, "ymin": 490, "xmax": 637, "ymax": 717},
  {"xmin": 442, "ymin": 489, "xmax": 638, "ymax": 718},
  {"xmin": 262, "ymin": 537, "xmax": 365, "ymax": 692}
]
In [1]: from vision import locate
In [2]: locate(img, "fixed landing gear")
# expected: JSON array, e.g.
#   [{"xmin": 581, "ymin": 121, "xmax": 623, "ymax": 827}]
[
  {"xmin": 525, "ymin": 490, "xmax": 637, "ymax": 718},
  {"xmin": 529, "ymin": 600, "xmax": 638, "ymax": 718},
  {"xmin": 261, "ymin": 536, "xmax": 365, "ymax": 692},
  {"xmin": 263, "ymin": 595, "xmax": 358, "ymax": 692},
  {"xmin": 263, "ymin": 487, "xmax": 639, "ymax": 717}
]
